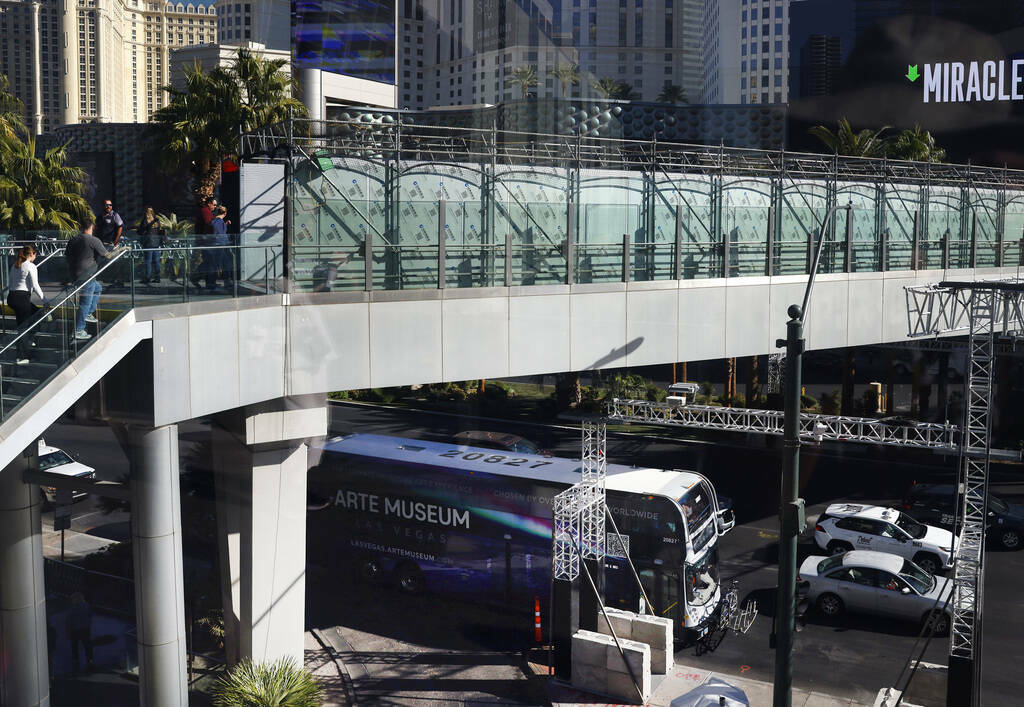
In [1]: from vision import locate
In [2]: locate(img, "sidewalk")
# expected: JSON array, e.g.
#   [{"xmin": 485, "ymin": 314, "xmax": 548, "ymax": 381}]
[{"xmin": 306, "ymin": 630, "xmax": 355, "ymax": 707}]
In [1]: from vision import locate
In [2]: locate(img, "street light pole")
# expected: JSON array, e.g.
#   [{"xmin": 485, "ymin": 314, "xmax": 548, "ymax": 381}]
[{"xmin": 772, "ymin": 203, "xmax": 850, "ymax": 707}]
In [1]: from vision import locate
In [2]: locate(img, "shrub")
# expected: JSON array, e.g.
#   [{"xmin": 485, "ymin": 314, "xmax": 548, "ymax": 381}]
[
  {"xmin": 819, "ymin": 389, "xmax": 840, "ymax": 415},
  {"xmin": 327, "ymin": 390, "xmax": 349, "ymax": 401},
  {"xmin": 800, "ymin": 394, "xmax": 818, "ymax": 411},
  {"xmin": 212, "ymin": 657, "xmax": 322, "ymax": 707},
  {"xmin": 607, "ymin": 372, "xmax": 648, "ymax": 400},
  {"xmin": 645, "ymin": 384, "xmax": 667, "ymax": 403},
  {"xmin": 481, "ymin": 380, "xmax": 511, "ymax": 401}
]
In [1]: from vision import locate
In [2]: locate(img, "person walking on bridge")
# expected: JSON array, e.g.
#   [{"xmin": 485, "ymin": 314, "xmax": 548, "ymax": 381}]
[{"xmin": 66, "ymin": 218, "xmax": 117, "ymax": 340}]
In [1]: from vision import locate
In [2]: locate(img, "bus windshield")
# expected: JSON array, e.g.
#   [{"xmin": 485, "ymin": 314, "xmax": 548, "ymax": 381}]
[
  {"xmin": 680, "ymin": 482, "xmax": 715, "ymax": 551},
  {"xmin": 684, "ymin": 547, "xmax": 720, "ymax": 607}
]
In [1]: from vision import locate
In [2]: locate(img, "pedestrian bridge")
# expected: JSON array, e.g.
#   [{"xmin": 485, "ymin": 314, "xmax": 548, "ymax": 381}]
[{"xmin": 3, "ymin": 123, "xmax": 1024, "ymax": 706}]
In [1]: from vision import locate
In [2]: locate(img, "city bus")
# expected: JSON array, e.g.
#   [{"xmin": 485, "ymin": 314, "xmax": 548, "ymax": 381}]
[{"xmin": 306, "ymin": 433, "xmax": 735, "ymax": 643}]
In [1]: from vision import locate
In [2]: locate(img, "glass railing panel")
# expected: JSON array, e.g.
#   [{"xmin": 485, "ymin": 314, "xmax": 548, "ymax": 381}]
[
  {"xmin": 725, "ymin": 206, "xmax": 770, "ymax": 277},
  {"xmin": 630, "ymin": 243, "xmax": 674, "ymax": 282},
  {"xmin": 848, "ymin": 207, "xmax": 880, "ymax": 273},
  {"xmin": 0, "ymin": 251, "xmax": 131, "ymax": 420},
  {"xmin": 925, "ymin": 188, "xmax": 961, "ymax": 269},
  {"xmin": 444, "ymin": 244, "xmax": 503, "ymax": 288},
  {"xmin": 972, "ymin": 193, "xmax": 1000, "ymax": 268},
  {"xmin": 575, "ymin": 242, "xmax": 624, "ymax": 284},
  {"xmin": 510, "ymin": 243, "xmax": 565, "ymax": 286},
  {"xmin": 884, "ymin": 187, "xmax": 919, "ymax": 270}
]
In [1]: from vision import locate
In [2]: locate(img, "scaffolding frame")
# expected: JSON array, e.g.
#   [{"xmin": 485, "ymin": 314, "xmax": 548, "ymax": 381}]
[
  {"xmin": 552, "ymin": 422, "xmax": 608, "ymax": 581},
  {"xmin": 905, "ymin": 278, "xmax": 1024, "ymax": 706},
  {"xmin": 606, "ymin": 398, "xmax": 958, "ymax": 449}
]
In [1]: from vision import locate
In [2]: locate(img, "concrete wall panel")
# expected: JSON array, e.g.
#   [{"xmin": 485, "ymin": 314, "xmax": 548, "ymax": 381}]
[
  {"xmin": 152, "ymin": 317, "xmax": 191, "ymax": 426},
  {"xmin": 287, "ymin": 303, "xmax": 370, "ymax": 395},
  {"xmin": 188, "ymin": 312, "xmax": 241, "ymax": 417},
  {"xmin": 442, "ymin": 297, "xmax": 509, "ymax": 381},
  {"xmin": 847, "ymin": 278, "xmax": 884, "ymax": 347},
  {"xmin": 238, "ymin": 307, "xmax": 286, "ymax": 406},
  {"xmin": 626, "ymin": 289, "xmax": 678, "ymax": 367},
  {"xmin": 509, "ymin": 295, "xmax": 570, "ymax": 376},
  {"xmin": 881, "ymin": 276, "xmax": 920, "ymax": 342},
  {"xmin": 679, "ymin": 285, "xmax": 726, "ymax": 362},
  {"xmin": 570, "ymin": 292, "xmax": 627, "ymax": 371},
  {"xmin": 805, "ymin": 279, "xmax": 849, "ymax": 351},
  {"xmin": 724, "ymin": 284, "xmax": 772, "ymax": 358},
  {"xmin": 369, "ymin": 300, "xmax": 442, "ymax": 388}
]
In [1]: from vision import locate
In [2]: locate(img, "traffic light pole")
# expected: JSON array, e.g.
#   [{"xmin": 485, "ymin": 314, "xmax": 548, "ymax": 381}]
[{"xmin": 772, "ymin": 203, "xmax": 849, "ymax": 707}]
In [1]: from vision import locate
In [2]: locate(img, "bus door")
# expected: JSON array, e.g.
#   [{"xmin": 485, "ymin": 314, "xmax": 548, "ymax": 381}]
[{"xmin": 637, "ymin": 568, "xmax": 679, "ymax": 623}]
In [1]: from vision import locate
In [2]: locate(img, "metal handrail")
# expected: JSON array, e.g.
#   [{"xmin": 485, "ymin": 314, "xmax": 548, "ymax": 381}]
[{"xmin": 0, "ymin": 248, "xmax": 130, "ymax": 359}]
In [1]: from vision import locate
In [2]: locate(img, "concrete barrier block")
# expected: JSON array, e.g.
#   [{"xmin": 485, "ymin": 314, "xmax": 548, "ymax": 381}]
[
  {"xmin": 597, "ymin": 608, "xmax": 635, "ymax": 640},
  {"xmin": 650, "ymin": 648, "xmax": 672, "ymax": 675},
  {"xmin": 572, "ymin": 630, "xmax": 615, "ymax": 668},
  {"xmin": 570, "ymin": 658, "xmax": 605, "ymax": 694},
  {"xmin": 606, "ymin": 666, "xmax": 652, "ymax": 704},
  {"xmin": 630, "ymin": 613, "xmax": 673, "ymax": 652},
  {"xmin": 605, "ymin": 637, "xmax": 650, "ymax": 676}
]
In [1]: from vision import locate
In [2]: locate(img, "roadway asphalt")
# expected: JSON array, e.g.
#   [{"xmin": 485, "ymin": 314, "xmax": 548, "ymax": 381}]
[{"xmin": 321, "ymin": 401, "xmax": 1024, "ymax": 706}]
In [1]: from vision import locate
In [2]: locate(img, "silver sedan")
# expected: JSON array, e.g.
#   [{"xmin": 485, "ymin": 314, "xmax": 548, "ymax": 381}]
[{"xmin": 798, "ymin": 550, "xmax": 953, "ymax": 634}]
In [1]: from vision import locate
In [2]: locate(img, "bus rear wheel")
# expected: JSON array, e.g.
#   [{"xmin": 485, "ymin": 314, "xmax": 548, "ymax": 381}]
[{"xmin": 395, "ymin": 563, "xmax": 425, "ymax": 595}]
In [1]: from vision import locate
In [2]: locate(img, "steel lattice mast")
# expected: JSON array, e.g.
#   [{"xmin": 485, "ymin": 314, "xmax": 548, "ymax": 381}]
[{"xmin": 905, "ymin": 278, "xmax": 1024, "ymax": 706}]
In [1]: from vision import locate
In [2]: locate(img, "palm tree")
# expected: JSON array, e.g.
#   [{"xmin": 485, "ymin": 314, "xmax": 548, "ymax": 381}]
[
  {"xmin": 549, "ymin": 64, "xmax": 580, "ymax": 97},
  {"xmin": 889, "ymin": 124, "xmax": 946, "ymax": 163},
  {"xmin": 231, "ymin": 48, "xmax": 307, "ymax": 134},
  {"xmin": 0, "ymin": 73, "xmax": 26, "ymax": 141},
  {"xmin": 508, "ymin": 65, "xmax": 538, "ymax": 100},
  {"xmin": 593, "ymin": 76, "xmax": 621, "ymax": 99},
  {"xmin": 156, "ymin": 211, "xmax": 194, "ymax": 236},
  {"xmin": 808, "ymin": 117, "xmax": 891, "ymax": 158},
  {"xmin": 212, "ymin": 657, "xmax": 322, "ymax": 707},
  {"xmin": 656, "ymin": 84, "xmax": 687, "ymax": 104},
  {"xmin": 0, "ymin": 135, "xmax": 91, "ymax": 234},
  {"xmin": 613, "ymin": 80, "xmax": 639, "ymax": 100},
  {"xmin": 150, "ymin": 49, "xmax": 307, "ymax": 202}
]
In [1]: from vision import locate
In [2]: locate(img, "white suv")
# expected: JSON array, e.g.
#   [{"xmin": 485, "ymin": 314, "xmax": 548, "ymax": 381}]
[
  {"xmin": 813, "ymin": 502, "xmax": 955, "ymax": 575},
  {"xmin": 38, "ymin": 439, "xmax": 95, "ymax": 504}
]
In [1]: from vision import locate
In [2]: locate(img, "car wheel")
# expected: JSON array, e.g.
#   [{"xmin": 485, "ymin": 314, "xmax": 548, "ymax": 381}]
[
  {"xmin": 816, "ymin": 593, "xmax": 845, "ymax": 618},
  {"xmin": 999, "ymin": 529, "xmax": 1021, "ymax": 550},
  {"xmin": 922, "ymin": 610, "xmax": 950, "ymax": 636},
  {"xmin": 913, "ymin": 553, "xmax": 941, "ymax": 575},
  {"xmin": 826, "ymin": 541, "xmax": 853, "ymax": 556},
  {"xmin": 395, "ymin": 562, "xmax": 425, "ymax": 595}
]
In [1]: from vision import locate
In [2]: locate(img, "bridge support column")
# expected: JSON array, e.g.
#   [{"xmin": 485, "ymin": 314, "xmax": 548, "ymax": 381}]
[
  {"xmin": 213, "ymin": 396, "xmax": 327, "ymax": 667},
  {"xmin": 126, "ymin": 424, "xmax": 188, "ymax": 707},
  {"xmin": 0, "ymin": 444, "xmax": 49, "ymax": 707}
]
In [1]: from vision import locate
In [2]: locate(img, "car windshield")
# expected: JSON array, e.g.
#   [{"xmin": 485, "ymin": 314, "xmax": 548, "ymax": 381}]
[
  {"xmin": 989, "ymin": 496, "xmax": 1008, "ymax": 514},
  {"xmin": 679, "ymin": 484, "xmax": 714, "ymax": 534},
  {"xmin": 816, "ymin": 555, "xmax": 845, "ymax": 575},
  {"xmin": 895, "ymin": 512, "xmax": 927, "ymax": 539},
  {"xmin": 684, "ymin": 547, "xmax": 720, "ymax": 607},
  {"xmin": 39, "ymin": 450, "xmax": 76, "ymax": 470},
  {"xmin": 899, "ymin": 559, "xmax": 935, "ymax": 594}
]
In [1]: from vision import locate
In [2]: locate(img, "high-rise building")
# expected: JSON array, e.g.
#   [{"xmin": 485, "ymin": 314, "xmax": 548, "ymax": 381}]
[
  {"xmin": 0, "ymin": 0, "xmax": 216, "ymax": 131},
  {"xmin": 703, "ymin": 0, "xmax": 791, "ymax": 105},
  {"xmin": 395, "ymin": 0, "xmax": 706, "ymax": 110},
  {"xmin": 213, "ymin": 0, "xmax": 287, "ymax": 50},
  {"xmin": 788, "ymin": 0, "xmax": 853, "ymax": 100}
]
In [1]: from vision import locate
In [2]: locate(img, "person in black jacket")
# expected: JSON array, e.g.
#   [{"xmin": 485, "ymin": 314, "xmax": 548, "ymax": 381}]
[{"xmin": 137, "ymin": 206, "xmax": 162, "ymax": 284}]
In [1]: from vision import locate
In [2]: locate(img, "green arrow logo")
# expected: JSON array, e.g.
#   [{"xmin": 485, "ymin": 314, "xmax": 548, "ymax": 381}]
[{"xmin": 906, "ymin": 64, "xmax": 920, "ymax": 82}]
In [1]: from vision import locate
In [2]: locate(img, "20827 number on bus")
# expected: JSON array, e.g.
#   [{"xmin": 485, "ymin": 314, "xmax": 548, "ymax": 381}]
[{"xmin": 439, "ymin": 450, "xmax": 553, "ymax": 468}]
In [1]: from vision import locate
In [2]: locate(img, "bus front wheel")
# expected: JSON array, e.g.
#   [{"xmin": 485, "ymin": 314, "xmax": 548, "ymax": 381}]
[{"xmin": 395, "ymin": 562, "xmax": 425, "ymax": 595}]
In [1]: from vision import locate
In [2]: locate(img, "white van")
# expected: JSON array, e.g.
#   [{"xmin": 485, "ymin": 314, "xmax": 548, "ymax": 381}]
[
  {"xmin": 666, "ymin": 382, "xmax": 700, "ymax": 406},
  {"xmin": 37, "ymin": 439, "xmax": 95, "ymax": 504}
]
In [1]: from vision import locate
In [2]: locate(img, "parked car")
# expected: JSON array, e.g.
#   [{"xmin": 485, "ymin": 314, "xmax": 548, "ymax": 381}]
[
  {"xmin": 902, "ymin": 483, "xmax": 1024, "ymax": 550},
  {"xmin": 798, "ymin": 550, "xmax": 952, "ymax": 634},
  {"xmin": 813, "ymin": 502, "xmax": 955, "ymax": 574},
  {"xmin": 451, "ymin": 430, "xmax": 551, "ymax": 456},
  {"xmin": 37, "ymin": 439, "xmax": 95, "ymax": 504}
]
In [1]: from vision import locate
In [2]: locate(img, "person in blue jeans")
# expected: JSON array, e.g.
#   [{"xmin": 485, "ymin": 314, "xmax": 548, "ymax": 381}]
[
  {"xmin": 207, "ymin": 206, "xmax": 233, "ymax": 290},
  {"xmin": 65, "ymin": 219, "xmax": 115, "ymax": 340}
]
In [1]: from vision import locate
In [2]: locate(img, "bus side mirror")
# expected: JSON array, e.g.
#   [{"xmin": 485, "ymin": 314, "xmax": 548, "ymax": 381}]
[{"xmin": 901, "ymin": 587, "xmax": 911, "ymax": 595}]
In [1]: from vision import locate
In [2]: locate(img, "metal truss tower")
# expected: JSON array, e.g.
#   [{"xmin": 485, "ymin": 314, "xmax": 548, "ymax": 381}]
[
  {"xmin": 906, "ymin": 277, "xmax": 1024, "ymax": 706},
  {"xmin": 553, "ymin": 421, "xmax": 607, "ymax": 580}
]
